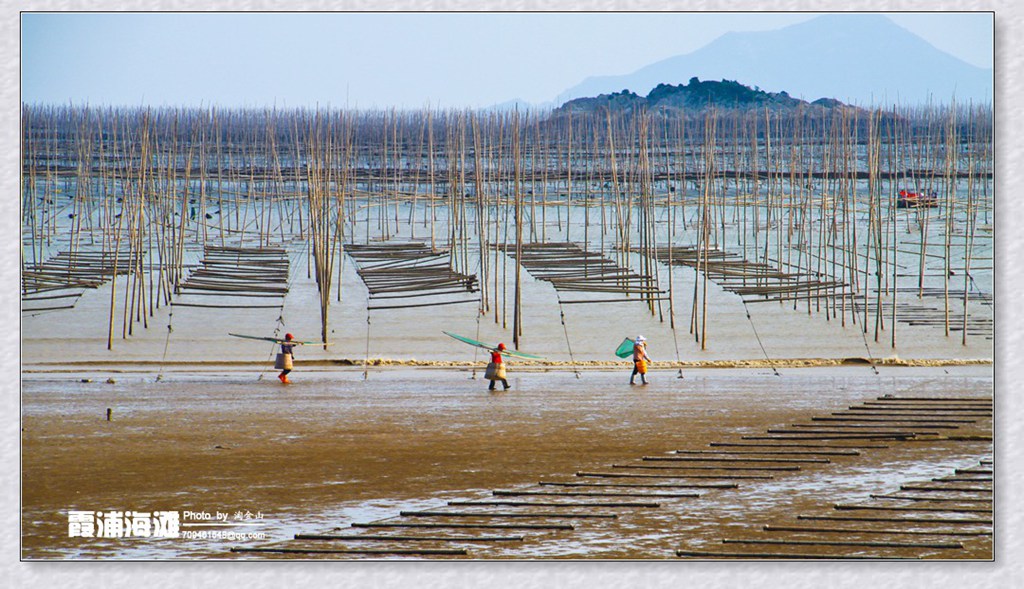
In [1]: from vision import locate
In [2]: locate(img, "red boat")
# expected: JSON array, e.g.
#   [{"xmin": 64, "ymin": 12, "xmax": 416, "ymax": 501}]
[{"xmin": 897, "ymin": 189, "xmax": 939, "ymax": 208}]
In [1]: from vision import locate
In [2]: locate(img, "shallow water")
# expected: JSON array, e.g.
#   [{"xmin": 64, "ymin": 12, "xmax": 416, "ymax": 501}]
[{"xmin": 22, "ymin": 203, "xmax": 993, "ymax": 370}]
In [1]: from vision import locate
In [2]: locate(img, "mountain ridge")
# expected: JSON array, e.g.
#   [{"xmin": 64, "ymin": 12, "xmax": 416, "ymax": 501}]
[{"xmin": 556, "ymin": 14, "xmax": 992, "ymax": 107}]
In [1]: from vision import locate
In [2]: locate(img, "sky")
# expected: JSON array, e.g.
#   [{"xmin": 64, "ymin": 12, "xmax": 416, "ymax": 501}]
[{"xmin": 21, "ymin": 11, "xmax": 994, "ymax": 109}]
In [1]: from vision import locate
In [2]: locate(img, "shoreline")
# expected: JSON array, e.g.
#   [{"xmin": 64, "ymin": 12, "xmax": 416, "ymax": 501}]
[{"xmin": 22, "ymin": 356, "xmax": 994, "ymax": 374}]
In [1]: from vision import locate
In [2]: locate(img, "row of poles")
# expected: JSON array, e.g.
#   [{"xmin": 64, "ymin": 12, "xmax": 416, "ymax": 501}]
[{"xmin": 21, "ymin": 101, "xmax": 992, "ymax": 351}]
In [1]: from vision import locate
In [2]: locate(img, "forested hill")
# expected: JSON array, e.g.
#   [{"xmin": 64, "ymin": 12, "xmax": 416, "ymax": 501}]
[{"xmin": 553, "ymin": 78, "xmax": 849, "ymax": 115}]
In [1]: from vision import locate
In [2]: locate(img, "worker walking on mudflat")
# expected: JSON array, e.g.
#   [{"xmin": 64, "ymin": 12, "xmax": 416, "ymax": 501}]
[
  {"xmin": 442, "ymin": 331, "xmax": 543, "ymax": 390},
  {"xmin": 277, "ymin": 333, "xmax": 296, "ymax": 384},
  {"xmin": 630, "ymin": 335, "xmax": 652, "ymax": 385},
  {"xmin": 486, "ymin": 343, "xmax": 512, "ymax": 391}
]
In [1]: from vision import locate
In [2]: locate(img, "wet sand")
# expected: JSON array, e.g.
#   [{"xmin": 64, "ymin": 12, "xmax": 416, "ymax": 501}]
[{"xmin": 22, "ymin": 365, "xmax": 992, "ymax": 560}]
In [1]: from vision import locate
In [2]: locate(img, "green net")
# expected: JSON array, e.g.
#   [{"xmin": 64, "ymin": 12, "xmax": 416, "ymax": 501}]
[{"xmin": 615, "ymin": 337, "xmax": 635, "ymax": 359}]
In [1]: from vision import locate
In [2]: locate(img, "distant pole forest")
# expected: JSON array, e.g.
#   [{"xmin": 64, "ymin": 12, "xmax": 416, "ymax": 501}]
[{"xmin": 21, "ymin": 102, "xmax": 993, "ymax": 352}]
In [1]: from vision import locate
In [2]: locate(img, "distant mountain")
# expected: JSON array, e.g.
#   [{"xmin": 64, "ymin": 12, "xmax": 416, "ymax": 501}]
[{"xmin": 557, "ymin": 14, "xmax": 992, "ymax": 107}]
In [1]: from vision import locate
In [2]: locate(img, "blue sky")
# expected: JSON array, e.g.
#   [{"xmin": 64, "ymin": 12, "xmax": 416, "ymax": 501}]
[{"xmin": 21, "ymin": 11, "xmax": 994, "ymax": 109}]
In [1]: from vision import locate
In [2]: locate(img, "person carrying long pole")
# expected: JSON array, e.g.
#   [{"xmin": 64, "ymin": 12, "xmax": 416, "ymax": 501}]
[
  {"xmin": 486, "ymin": 343, "xmax": 511, "ymax": 391},
  {"xmin": 276, "ymin": 333, "xmax": 296, "ymax": 384}
]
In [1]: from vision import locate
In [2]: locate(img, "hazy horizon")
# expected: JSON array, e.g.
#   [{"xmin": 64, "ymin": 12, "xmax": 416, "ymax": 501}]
[{"xmin": 21, "ymin": 12, "xmax": 993, "ymax": 110}]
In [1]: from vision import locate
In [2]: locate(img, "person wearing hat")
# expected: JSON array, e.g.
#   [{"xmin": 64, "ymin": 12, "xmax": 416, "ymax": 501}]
[
  {"xmin": 277, "ymin": 333, "xmax": 296, "ymax": 384},
  {"xmin": 630, "ymin": 335, "xmax": 652, "ymax": 385},
  {"xmin": 485, "ymin": 343, "xmax": 511, "ymax": 391}
]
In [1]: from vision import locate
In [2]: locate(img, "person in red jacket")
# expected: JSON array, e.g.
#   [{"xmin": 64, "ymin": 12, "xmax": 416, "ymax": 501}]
[{"xmin": 486, "ymin": 343, "xmax": 511, "ymax": 391}]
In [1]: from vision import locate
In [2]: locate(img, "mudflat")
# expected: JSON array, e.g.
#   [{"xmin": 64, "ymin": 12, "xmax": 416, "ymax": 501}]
[{"xmin": 22, "ymin": 365, "xmax": 993, "ymax": 560}]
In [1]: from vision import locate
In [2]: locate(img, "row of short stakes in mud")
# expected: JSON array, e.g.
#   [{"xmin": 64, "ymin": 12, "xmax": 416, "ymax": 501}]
[
  {"xmin": 22, "ymin": 245, "xmax": 138, "ymax": 312},
  {"xmin": 172, "ymin": 245, "xmax": 292, "ymax": 310},
  {"xmin": 23, "ymin": 241, "xmax": 993, "ymax": 344},
  {"xmin": 22, "ymin": 243, "xmax": 296, "ymax": 313},
  {"xmin": 229, "ymin": 395, "xmax": 992, "ymax": 559}
]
